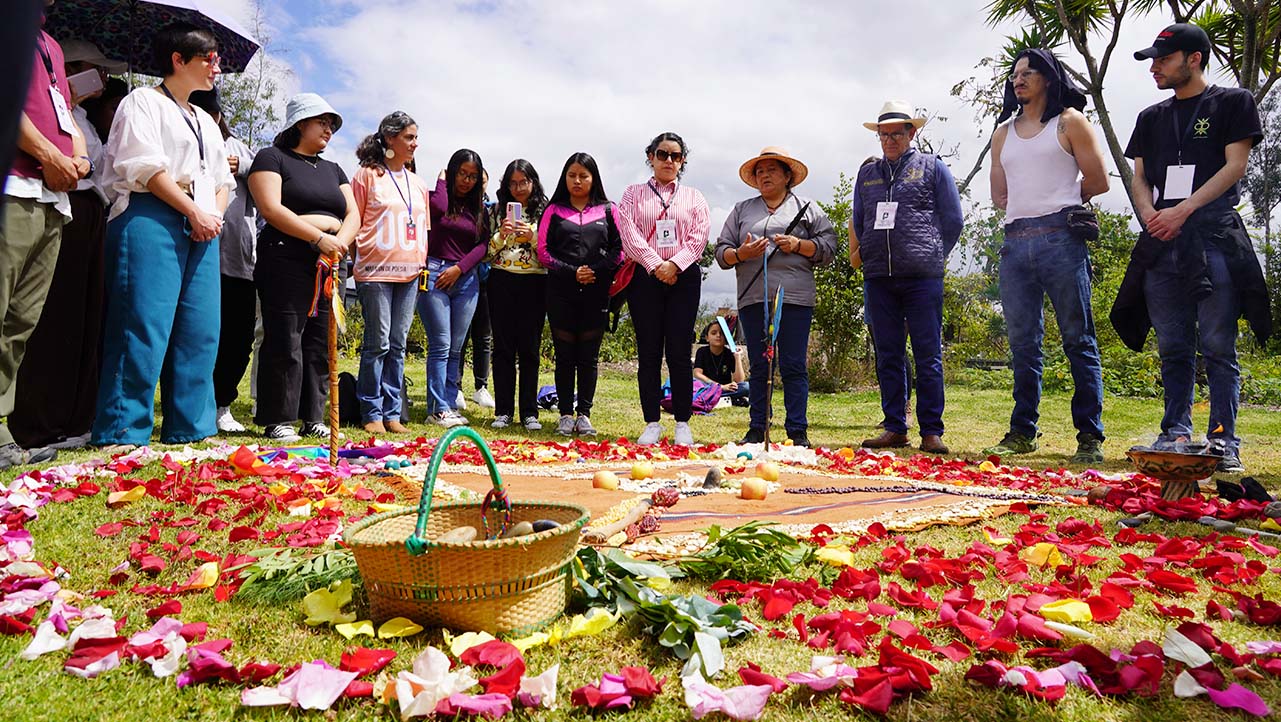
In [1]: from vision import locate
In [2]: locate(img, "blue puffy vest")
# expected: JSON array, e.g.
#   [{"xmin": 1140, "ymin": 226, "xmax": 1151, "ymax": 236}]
[{"xmin": 855, "ymin": 149, "xmax": 946, "ymax": 278}]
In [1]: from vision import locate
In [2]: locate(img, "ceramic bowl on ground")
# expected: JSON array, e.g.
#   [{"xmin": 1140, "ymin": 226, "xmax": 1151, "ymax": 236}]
[{"xmin": 1125, "ymin": 446, "xmax": 1222, "ymax": 482}]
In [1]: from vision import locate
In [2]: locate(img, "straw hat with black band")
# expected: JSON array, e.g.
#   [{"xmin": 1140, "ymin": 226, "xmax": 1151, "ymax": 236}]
[{"xmin": 863, "ymin": 100, "xmax": 927, "ymax": 132}]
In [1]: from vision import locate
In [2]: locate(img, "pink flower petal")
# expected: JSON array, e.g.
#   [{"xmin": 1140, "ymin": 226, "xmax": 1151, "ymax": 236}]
[{"xmin": 1205, "ymin": 684, "xmax": 1272, "ymax": 717}]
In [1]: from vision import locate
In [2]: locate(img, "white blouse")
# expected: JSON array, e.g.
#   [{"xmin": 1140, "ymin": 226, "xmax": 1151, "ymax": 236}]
[{"xmin": 102, "ymin": 86, "xmax": 234, "ymax": 220}]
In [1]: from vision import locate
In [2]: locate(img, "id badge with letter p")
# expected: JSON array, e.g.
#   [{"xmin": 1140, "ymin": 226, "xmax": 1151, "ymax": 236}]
[
  {"xmin": 655, "ymin": 219, "xmax": 678, "ymax": 249},
  {"xmin": 874, "ymin": 201, "xmax": 899, "ymax": 230}
]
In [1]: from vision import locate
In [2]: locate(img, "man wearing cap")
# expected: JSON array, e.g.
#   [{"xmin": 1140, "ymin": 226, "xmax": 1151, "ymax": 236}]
[
  {"xmin": 852, "ymin": 101, "xmax": 963, "ymax": 455},
  {"xmin": 985, "ymin": 49, "xmax": 1110, "ymax": 466},
  {"xmin": 0, "ymin": 11, "xmax": 89, "ymax": 468},
  {"xmin": 9, "ymin": 39, "xmax": 124, "ymax": 452},
  {"xmin": 1116, "ymin": 22, "xmax": 1270, "ymax": 473},
  {"xmin": 715, "ymin": 146, "xmax": 836, "ymax": 447}
]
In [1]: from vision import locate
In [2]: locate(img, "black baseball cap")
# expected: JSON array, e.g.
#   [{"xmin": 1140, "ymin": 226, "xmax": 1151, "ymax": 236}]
[{"xmin": 1134, "ymin": 23, "xmax": 1210, "ymax": 61}]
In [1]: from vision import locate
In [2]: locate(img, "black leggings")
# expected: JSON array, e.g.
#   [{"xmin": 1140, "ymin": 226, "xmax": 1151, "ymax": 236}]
[
  {"xmin": 546, "ymin": 276, "xmax": 609, "ymax": 417},
  {"xmin": 629, "ymin": 264, "xmax": 701, "ymax": 422}
]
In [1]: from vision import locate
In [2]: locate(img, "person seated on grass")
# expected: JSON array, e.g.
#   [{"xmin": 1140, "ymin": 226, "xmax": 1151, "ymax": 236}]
[{"xmin": 694, "ymin": 320, "xmax": 748, "ymax": 405}]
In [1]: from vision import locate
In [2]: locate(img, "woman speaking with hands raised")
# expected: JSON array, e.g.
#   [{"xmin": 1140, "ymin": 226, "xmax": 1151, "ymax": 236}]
[{"xmin": 714, "ymin": 147, "xmax": 836, "ymax": 448}]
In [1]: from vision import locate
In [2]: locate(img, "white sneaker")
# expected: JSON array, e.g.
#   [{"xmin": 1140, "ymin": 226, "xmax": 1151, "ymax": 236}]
[
  {"xmin": 455, "ymin": 390, "xmax": 467, "ymax": 410},
  {"xmin": 473, "ymin": 387, "xmax": 495, "ymax": 409},
  {"xmin": 523, "ymin": 416, "xmax": 542, "ymax": 431},
  {"xmin": 556, "ymin": 415, "xmax": 575, "ymax": 436},
  {"xmin": 264, "ymin": 425, "xmax": 302, "ymax": 444},
  {"xmin": 491, "ymin": 414, "xmax": 512, "ymax": 429},
  {"xmin": 575, "ymin": 415, "xmax": 597, "ymax": 436},
  {"xmin": 637, "ymin": 422, "xmax": 662, "ymax": 446},
  {"xmin": 445, "ymin": 410, "xmax": 468, "ymax": 428},
  {"xmin": 433, "ymin": 411, "xmax": 467, "ymax": 428},
  {"xmin": 674, "ymin": 421, "xmax": 694, "ymax": 447},
  {"xmin": 216, "ymin": 406, "xmax": 245, "ymax": 433}
]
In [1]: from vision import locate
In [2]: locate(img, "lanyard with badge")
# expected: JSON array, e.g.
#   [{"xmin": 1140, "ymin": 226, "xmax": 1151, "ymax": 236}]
[
  {"xmin": 1164, "ymin": 90, "xmax": 1208, "ymax": 201},
  {"xmin": 159, "ymin": 83, "xmax": 217, "ymax": 215},
  {"xmin": 875, "ymin": 156, "xmax": 903, "ymax": 231},
  {"xmin": 384, "ymin": 164, "xmax": 418, "ymax": 242},
  {"xmin": 648, "ymin": 180, "xmax": 679, "ymax": 249},
  {"xmin": 37, "ymin": 37, "xmax": 77, "ymax": 137}
]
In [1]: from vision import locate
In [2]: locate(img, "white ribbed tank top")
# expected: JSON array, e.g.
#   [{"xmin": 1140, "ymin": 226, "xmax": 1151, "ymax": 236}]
[{"xmin": 1000, "ymin": 114, "xmax": 1083, "ymax": 222}]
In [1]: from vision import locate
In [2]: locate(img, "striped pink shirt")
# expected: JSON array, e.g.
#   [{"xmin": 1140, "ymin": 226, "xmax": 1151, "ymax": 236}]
[{"xmin": 616, "ymin": 179, "xmax": 710, "ymax": 273}]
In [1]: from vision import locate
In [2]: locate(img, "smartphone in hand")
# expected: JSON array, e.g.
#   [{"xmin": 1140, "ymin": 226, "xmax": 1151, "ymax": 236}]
[
  {"xmin": 68, "ymin": 68, "xmax": 104, "ymax": 102},
  {"xmin": 506, "ymin": 202, "xmax": 522, "ymax": 223}
]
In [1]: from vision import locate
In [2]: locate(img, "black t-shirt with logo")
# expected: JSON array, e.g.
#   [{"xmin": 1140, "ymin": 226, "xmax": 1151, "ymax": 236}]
[
  {"xmin": 1124, "ymin": 85, "xmax": 1262, "ymax": 215},
  {"xmin": 694, "ymin": 345, "xmax": 736, "ymax": 385}
]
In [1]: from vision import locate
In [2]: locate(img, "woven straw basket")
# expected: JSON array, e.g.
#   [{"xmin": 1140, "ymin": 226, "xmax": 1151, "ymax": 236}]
[{"xmin": 344, "ymin": 427, "xmax": 589, "ymax": 635}]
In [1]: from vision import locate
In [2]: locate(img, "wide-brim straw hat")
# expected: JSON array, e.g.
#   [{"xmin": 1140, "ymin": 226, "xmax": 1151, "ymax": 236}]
[
  {"xmin": 863, "ymin": 100, "xmax": 927, "ymax": 131},
  {"xmin": 61, "ymin": 39, "xmax": 127, "ymax": 74},
  {"xmin": 738, "ymin": 146, "xmax": 809, "ymax": 189},
  {"xmin": 284, "ymin": 92, "xmax": 343, "ymax": 132}
]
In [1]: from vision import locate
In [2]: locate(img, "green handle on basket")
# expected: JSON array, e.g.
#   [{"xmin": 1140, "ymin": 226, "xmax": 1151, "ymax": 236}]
[{"xmin": 405, "ymin": 426, "xmax": 507, "ymax": 556}]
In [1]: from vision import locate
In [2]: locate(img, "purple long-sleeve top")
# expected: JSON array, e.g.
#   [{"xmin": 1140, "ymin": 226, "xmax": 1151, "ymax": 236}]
[{"xmin": 427, "ymin": 177, "xmax": 486, "ymax": 273}]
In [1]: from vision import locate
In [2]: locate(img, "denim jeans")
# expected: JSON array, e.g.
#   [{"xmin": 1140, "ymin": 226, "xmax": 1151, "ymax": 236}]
[
  {"xmin": 416, "ymin": 258, "xmax": 479, "ymax": 415},
  {"xmin": 93, "ymin": 193, "xmax": 219, "ymax": 445},
  {"xmin": 357, "ymin": 280, "xmax": 417, "ymax": 422},
  {"xmin": 864, "ymin": 276, "xmax": 945, "ymax": 436},
  {"xmin": 740, "ymin": 302, "xmax": 813, "ymax": 434},
  {"xmin": 999, "ymin": 220, "xmax": 1104, "ymax": 440},
  {"xmin": 1143, "ymin": 244, "xmax": 1240, "ymax": 451},
  {"xmin": 722, "ymin": 380, "xmax": 750, "ymax": 401}
]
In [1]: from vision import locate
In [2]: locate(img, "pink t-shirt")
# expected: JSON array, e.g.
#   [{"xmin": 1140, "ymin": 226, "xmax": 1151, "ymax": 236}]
[{"xmin": 351, "ymin": 165, "xmax": 431, "ymax": 282}]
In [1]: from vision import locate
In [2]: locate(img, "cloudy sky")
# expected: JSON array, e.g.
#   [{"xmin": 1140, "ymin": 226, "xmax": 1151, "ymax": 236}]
[{"xmin": 191, "ymin": 1, "xmax": 1192, "ymax": 303}]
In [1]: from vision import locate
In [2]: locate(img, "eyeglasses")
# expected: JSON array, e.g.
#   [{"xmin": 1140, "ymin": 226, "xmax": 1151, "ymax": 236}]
[
  {"xmin": 1010, "ymin": 69, "xmax": 1039, "ymax": 82},
  {"xmin": 878, "ymin": 130, "xmax": 910, "ymax": 142},
  {"xmin": 654, "ymin": 149, "xmax": 684, "ymax": 163},
  {"xmin": 458, "ymin": 172, "xmax": 480, "ymax": 183},
  {"xmin": 509, "ymin": 179, "xmax": 532, "ymax": 189},
  {"xmin": 310, "ymin": 116, "xmax": 336, "ymax": 130},
  {"xmin": 198, "ymin": 52, "xmax": 221, "ymax": 70}
]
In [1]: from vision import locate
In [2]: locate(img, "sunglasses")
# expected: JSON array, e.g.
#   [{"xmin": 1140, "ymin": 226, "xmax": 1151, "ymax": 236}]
[
  {"xmin": 197, "ymin": 51, "xmax": 221, "ymax": 70},
  {"xmin": 654, "ymin": 149, "xmax": 684, "ymax": 163}
]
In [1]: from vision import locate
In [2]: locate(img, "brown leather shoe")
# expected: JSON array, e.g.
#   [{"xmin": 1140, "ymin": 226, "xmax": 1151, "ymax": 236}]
[
  {"xmin": 861, "ymin": 430, "xmax": 910, "ymax": 449},
  {"xmin": 363, "ymin": 420, "xmax": 386, "ymax": 434},
  {"xmin": 385, "ymin": 420, "xmax": 410, "ymax": 434},
  {"xmin": 920, "ymin": 435, "xmax": 949, "ymax": 455}
]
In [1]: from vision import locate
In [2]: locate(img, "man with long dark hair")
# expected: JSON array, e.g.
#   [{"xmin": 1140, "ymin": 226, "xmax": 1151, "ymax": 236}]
[{"xmin": 986, "ymin": 49, "xmax": 1110, "ymax": 465}]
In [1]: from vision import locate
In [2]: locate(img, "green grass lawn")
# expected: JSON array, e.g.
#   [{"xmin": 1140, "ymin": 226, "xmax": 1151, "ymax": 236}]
[{"xmin": 1, "ymin": 361, "xmax": 1278, "ymax": 721}]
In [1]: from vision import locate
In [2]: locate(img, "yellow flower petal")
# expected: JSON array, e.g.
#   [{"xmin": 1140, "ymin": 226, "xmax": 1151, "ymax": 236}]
[
  {"xmin": 645, "ymin": 577, "xmax": 672, "ymax": 592},
  {"xmin": 1262, "ymin": 518, "xmax": 1281, "ymax": 532},
  {"xmin": 815, "ymin": 546, "xmax": 855, "ymax": 568},
  {"xmin": 301, "ymin": 580, "xmax": 356, "ymax": 627},
  {"xmin": 106, "ymin": 486, "xmax": 146, "ymax": 508},
  {"xmin": 183, "ymin": 561, "xmax": 219, "ymax": 590},
  {"xmin": 444, "ymin": 630, "xmax": 493, "ymax": 655},
  {"xmin": 369, "ymin": 502, "xmax": 405, "ymax": 514},
  {"xmin": 566, "ymin": 609, "xmax": 617, "ymax": 639},
  {"xmin": 978, "ymin": 460, "xmax": 999, "ymax": 473},
  {"xmin": 335, "ymin": 620, "xmax": 375, "ymax": 639},
  {"xmin": 377, "ymin": 617, "xmax": 424, "ymax": 639},
  {"xmin": 1039, "ymin": 599, "xmax": 1093, "ymax": 624},
  {"xmin": 1020, "ymin": 542, "xmax": 1063, "ymax": 568},
  {"xmin": 983, "ymin": 529, "xmax": 1013, "ymax": 547},
  {"xmin": 510, "ymin": 631, "xmax": 551, "ymax": 653}
]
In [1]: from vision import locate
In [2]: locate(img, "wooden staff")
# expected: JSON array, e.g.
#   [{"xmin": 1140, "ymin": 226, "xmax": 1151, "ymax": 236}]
[{"xmin": 327, "ymin": 252, "xmax": 340, "ymax": 467}]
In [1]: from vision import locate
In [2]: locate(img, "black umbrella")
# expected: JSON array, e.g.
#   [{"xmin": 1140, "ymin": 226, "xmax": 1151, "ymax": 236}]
[{"xmin": 45, "ymin": 0, "xmax": 259, "ymax": 77}]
